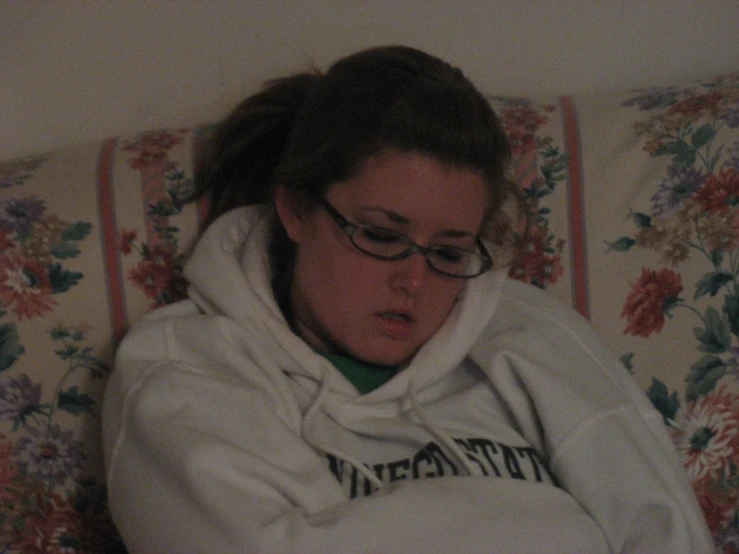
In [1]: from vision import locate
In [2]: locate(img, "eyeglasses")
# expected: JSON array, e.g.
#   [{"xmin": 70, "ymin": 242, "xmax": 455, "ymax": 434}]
[{"xmin": 314, "ymin": 194, "xmax": 493, "ymax": 279}]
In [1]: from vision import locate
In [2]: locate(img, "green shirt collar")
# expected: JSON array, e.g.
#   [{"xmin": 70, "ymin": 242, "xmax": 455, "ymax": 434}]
[{"xmin": 321, "ymin": 352, "xmax": 399, "ymax": 395}]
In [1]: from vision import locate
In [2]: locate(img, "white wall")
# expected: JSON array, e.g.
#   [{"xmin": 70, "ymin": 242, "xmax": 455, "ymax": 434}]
[{"xmin": 2, "ymin": 0, "xmax": 738, "ymax": 159}]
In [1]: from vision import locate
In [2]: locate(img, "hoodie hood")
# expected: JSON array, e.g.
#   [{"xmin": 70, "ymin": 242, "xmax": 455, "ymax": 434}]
[{"xmin": 183, "ymin": 206, "xmax": 507, "ymax": 409}]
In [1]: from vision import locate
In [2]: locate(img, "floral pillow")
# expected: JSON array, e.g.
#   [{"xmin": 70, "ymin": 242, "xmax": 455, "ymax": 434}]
[
  {"xmin": 0, "ymin": 73, "xmax": 737, "ymax": 552},
  {"xmin": 0, "ymin": 131, "xmax": 205, "ymax": 552}
]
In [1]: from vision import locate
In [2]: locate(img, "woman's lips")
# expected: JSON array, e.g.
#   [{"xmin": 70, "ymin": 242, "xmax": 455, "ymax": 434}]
[{"xmin": 374, "ymin": 311, "xmax": 415, "ymax": 339}]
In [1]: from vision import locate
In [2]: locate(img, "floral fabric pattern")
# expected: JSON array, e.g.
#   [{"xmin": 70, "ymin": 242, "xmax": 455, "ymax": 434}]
[
  {"xmin": 611, "ymin": 74, "xmax": 739, "ymax": 550},
  {"xmin": 0, "ymin": 153, "xmax": 127, "ymax": 552},
  {"xmin": 620, "ymin": 266, "xmax": 683, "ymax": 338},
  {"xmin": 1, "ymin": 75, "xmax": 738, "ymax": 551},
  {"xmin": 0, "ymin": 196, "xmax": 89, "ymax": 322},
  {"xmin": 118, "ymin": 129, "xmax": 195, "ymax": 309},
  {"xmin": 0, "ymin": 135, "xmax": 204, "ymax": 551},
  {"xmin": 491, "ymin": 96, "xmax": 567, "ymax": 288},
  {"xmin": 0, "ymin": 157, "xmax": 47, "ymax": 190}
]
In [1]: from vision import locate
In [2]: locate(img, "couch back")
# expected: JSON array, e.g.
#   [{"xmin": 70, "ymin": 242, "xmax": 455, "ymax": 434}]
[{"xmin": 1, "ymin": 74, "xmax": 738, "ymax": 552}]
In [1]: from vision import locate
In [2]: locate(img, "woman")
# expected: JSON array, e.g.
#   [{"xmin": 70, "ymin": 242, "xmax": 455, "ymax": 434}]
[{"xmin": 102, "ymin": 45, "xmax": 712, "ymax": 553}]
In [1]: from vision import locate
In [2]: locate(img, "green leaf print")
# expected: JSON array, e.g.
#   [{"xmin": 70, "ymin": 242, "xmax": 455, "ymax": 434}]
[{"xmin": 0, "ymin": 320, "xmax": 25, "ymax": 371}]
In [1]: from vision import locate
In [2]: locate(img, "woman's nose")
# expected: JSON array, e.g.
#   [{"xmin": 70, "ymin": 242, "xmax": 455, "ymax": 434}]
[{"xmin": 389, "ymin": 251, "xmax": 432, "ymax": 295}]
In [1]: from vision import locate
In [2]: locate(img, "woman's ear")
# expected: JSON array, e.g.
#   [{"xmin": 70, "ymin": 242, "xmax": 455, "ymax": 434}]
[{"xmin": 274, "ymin": 185, "xmax": 304, "ymax": 243}]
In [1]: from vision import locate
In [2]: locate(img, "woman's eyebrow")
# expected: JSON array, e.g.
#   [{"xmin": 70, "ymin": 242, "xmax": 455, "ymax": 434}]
[
  {"xmin": 358, "ymin": 207, "xmax": 476, "ymax": 238},
  {"xmin": 358, "ymin": 206, "xmax": 408, "ymax": 224},
  {"xmin": 438, "ymin": 229, "xmax": 476, "ymax": 239}
]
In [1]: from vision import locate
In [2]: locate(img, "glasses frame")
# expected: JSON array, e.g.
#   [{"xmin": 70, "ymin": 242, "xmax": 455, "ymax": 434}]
[{"xmin": 314, "ymin": 194, "xmax": 494, "ymax": 279}]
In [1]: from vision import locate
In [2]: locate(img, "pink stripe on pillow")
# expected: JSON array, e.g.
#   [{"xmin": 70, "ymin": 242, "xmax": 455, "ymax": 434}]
[
  {"xmin": 559, "ymin": 96, "xmax": 590, "ymax": 319},
  {"xmin": 97, "ymin": 138, "xmax": 128, "ymax": 344}
]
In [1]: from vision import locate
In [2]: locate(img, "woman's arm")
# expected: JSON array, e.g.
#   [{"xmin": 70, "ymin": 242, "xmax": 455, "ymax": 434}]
[{"xmin": 476, "ymin": 280, "xmax": 715, "ymax": 553}]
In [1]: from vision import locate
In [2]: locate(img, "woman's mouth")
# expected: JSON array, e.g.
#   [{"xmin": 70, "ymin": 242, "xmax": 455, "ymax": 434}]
[
  {"xmin": 381, "ymin": 311, "xmax": 410, "ymax": 321},
  {"xmin": 375, "ymin": 311, "xmax": 415, "ymax": 339}
]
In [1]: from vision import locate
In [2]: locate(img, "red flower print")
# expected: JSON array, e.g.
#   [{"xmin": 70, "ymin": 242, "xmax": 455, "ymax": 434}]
[
  {"xmin": 694, "ymin": 484, "xmax": 735, "ymax": 541},
  {"xmin": 127, "ymin": 244, "xmax": 180, "ymax": 303},
  {"xmin": 509, "ymin": 229, "xmax": 564, "ymax": 287},
  {"xmin": 693, "ymin": 168, "xmax": 739, "ymax": 214},
  {"xmin": 668, "ymin": 91, "xmax": 724, "ymax": 118},
  {"xmin": 0, "ymin": 435, "xmax": 18, "ymax": 502},
  {"xmin": 530, "ymin": 254, "xmax": 564, "ymax": 287},
  {"xmin": 118, "ymin": 228, "xmax": 138, "ymax": 254},
  {"xmin": 621, "ymin": 267, "xmax": 683, "ymax": 337},
  {"xmin": 147, "ymin": 244, "xmax": 176, "ymax": 280},
  {"xmin": 123, "ymin": 129, "xmax": 189, "ymax": 170},
  {"xmin": 502, "ymin": 104, "xmax": 549, "ymax": 132},
  {"xmin": 0, "ymin": 228, "xmax": 14, "ymax": 251},
  {"xmin": 0, "ymin": 254, "xmax": 57, "ymax": 319},
  {"xmin": 498, "ymin": 103, "xmax": 551, "ymax": 156},
  {"xmin": 506, "ymin": 131, "xmax": 537, "ymax": 155},
  {"xmin": 10, "ymin": 491, "xmax": 83, "ymax": 554},
  {"xmin": 671, "ymin": 385, "xmax": 739, "ymax": 482},
  {"xmin": 128, "ymin": 260, "xmax": 165, "ymax": 299}
]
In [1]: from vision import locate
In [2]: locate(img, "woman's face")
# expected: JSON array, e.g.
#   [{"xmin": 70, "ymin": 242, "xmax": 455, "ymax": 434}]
[{"xmin": 277, "ymin": 148, "xmax": 489, "ymax": 366}]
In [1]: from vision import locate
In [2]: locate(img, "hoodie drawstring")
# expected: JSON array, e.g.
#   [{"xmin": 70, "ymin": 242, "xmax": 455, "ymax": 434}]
[
  {"xmin": 301, "ymin": 367, "xmax": 478, "ymax": 493},
  {"xmin": 301, "ymin": 367, "xmax": 385, "ymax": 491},
  {"xmin": 407, "ymin": 380, "xmax": 479, "ymax": 477}
]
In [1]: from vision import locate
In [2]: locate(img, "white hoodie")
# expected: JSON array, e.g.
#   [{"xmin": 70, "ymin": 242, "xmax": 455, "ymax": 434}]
[{"xmin": 102, "ymin": 207, "xmax": 714, "ymax": 553}]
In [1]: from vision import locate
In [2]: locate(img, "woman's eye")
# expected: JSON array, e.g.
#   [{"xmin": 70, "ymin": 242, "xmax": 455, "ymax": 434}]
[
  {"xmin": 433, "ymin": 247, "xmax": 465, "ymax": 264},
  {"xmin": 361, "ymin": 227, "xmax": 403, "ymax": 244}
]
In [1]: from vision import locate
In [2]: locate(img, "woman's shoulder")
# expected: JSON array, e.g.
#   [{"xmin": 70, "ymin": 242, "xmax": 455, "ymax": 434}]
[
  {"xmin": 114, "ymin": 296, "xmax": 298, "ymax": 395},
  {"xmin": 108, "ymin": 296, "xmax": 295, "ymax": 416},
  {"xmin": 117, "ymin": 299, "xmax": 205, "ymax": 361},
  {"xmin": 492, "ymin": 278, "xmax": 593, "ymax": 336},
  {"xmin": 477, "ymin": 278, "xmax": 654, "ymax": 411},
  {"xmin": 479, "ymin": 278, "xmax": 635, "ymax": 393},
  {"xmin": 114, "ymin": 299, "xmax": 254, "ymax": 382}
]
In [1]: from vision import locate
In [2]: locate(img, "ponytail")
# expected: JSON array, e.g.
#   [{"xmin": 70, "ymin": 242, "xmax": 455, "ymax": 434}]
[{"xmin": 193, "ymin": 71, "xmax": 321, "ymax": 227}]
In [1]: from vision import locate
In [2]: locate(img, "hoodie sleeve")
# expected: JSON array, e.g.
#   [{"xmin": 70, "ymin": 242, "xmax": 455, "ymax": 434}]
[
  {"xmin": 103, "ymin": 322, "xmax": 610, "ymax": 554},
  {"xmin": 474, "ymin": 281, "xmax": 715, "ymax": 554}
]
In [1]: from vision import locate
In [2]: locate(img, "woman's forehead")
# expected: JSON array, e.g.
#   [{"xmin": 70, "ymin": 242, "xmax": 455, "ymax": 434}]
[{"xmin": 327, "ymin": 149, "xmax": 489, "ymax": 231}]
